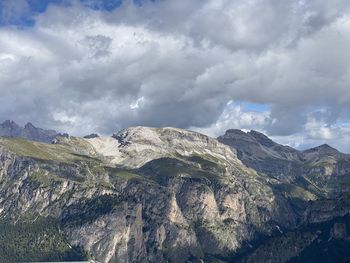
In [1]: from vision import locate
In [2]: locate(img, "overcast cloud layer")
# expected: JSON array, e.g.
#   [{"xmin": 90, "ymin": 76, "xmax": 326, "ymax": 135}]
[{"xmin": 1, "ymin": 0, "xmax": 350, "ymax": 152}]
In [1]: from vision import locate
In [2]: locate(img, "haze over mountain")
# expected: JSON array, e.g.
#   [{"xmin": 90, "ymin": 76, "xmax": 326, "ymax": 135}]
[
  {"xmin": 1, "ymin": 122, "xmax": 350, "ymax": 262},
  {"xmin": 0, "ymin": 120, "xmax": 63, "ymax": 143}
]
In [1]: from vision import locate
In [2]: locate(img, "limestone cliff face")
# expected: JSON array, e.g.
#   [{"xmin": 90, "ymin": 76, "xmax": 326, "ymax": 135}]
[
  {"xmin": 0, "ymin": 128, "xmax": 299, "ymax": 263},
  {"xmin": 1, "ymin": 127, "xmax": 350, "ymax": 263},
  {"xmin": 217, "ymin": 129, "xmax": 350, "ymax": 263}
]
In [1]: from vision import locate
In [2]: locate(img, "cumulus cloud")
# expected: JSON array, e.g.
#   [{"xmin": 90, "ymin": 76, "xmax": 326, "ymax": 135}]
[
  {"xmin": 1, "ymin": 0, "xmax": 350, "ymax": 151},
  {"xmin": 191, "ymin": 101, "xmax": 271, "ymax": 137}
]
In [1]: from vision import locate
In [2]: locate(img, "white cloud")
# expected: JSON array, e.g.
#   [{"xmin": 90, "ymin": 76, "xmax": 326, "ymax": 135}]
[
  {"xmin": 0, "ymin": 0, "xmax": 350, "ymax": 151},
  {"xmin": 130, "ymin": 96, "xmax": 145, "ymax": 110},
  {"xmin": 191, "ymin": 101, "xmax": 270, "ymax": 137},
  {"xmin": 306, "ymin": 117, "xmax": 334, "ymax": 140}
]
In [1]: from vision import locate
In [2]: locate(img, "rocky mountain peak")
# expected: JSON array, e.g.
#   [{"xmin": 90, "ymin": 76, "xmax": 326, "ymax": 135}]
[
  {"xmin": 0, "ymin": 120, "xmax": 23, "ymax": 137},
  {"xmin": 220, "ymin": 129, "xmax": 276, "ymax": 148},
  {"xmin": 224, "ymin": 129, "xmax": 247, "ymax": 137},
  {"xmin": 316, "ymin": 143, "xmax": 338, "ymax": 151},
  {"xmin": 218, "ymin": 129, "xmax": 305, "ymax": 180},
  {"xmin": 303, "ymin": 144, "xmax": 341, "ymax": 156},
  {"xmin": 219, "ymin": 129, "xmax": 255, "ymax": 145},
  {"xmin": 318, "ymin": 144, "xmax": 338, "ymax": 152},
  {"xmin": 0, "ymin": 120, "xmax": 61, "ymax": 143},
  {"xmin": 24, "ymin": 122, "xmax": 36, "ymax": 130},
  {"xmin": 248, "ymin": 130, "xmax": 276, "ymax": 147},
  {"xmin": 2, "ymin": 120, "xmax": 19, "ymax": 128}
]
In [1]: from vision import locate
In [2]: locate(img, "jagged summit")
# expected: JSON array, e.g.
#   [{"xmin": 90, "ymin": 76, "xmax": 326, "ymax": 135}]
[
  {"xmin": 2, "ymin": 119, "xmax": 20, "ymax": 127},
  {"xmin": 218, "ymin": 128, "xmax": 350, "ymax": 197},
  {"xmin": 218, "ymin": 128, "xmax": 301, "ymax": 161},
  {"xmin": 224, "ymin": 129, "xmax": 247, "ymax": 136},
  {"xmin": 24, "ymin": 122, "xmax": 36, "ymax": 129},
  {"xmin": 219, "ymin": 129, "xmax": 345, "ymax": 158},
  {"xmin": 222, "ymin": 129, "xmax": 276, "ymax": 147},
  {"xmin": 302, "ymin": 143, "xmax": 345, "ymax": 162},
  {"xmin": 0, "ymin": 120, "xmax": 61, "ymax": 143},
  {"xmin": 303, "ymin": 143, "xmax": 340, "ymax": 154},
  {"xmin": 0, "ymin": 120, "xmax": 21, "ymax": 134}
]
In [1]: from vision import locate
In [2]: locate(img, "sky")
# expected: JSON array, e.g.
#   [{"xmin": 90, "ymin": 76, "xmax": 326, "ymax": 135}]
[{"xmin": 1, "ymin": 0, "xmax": 350, "ymax": 152}]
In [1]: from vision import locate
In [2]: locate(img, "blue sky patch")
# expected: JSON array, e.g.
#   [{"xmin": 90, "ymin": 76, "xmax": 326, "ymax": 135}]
[
  {"xmin": 80, "ymin": 0, "xmax": 122, "ymax": 11},
  {"xmin": 27, "ymin": 0, "xmax": 67, "ymax": 13},
  {"xmin": 241, "ymin": 102, "xmax": 270, "ymax": 112},
  {"xmin": 227, "ymin": 100, "xmax": 270, "ymax": 113},
  {"xmin": 133, "ymin": 0, "xmax": 156, "ymax": 6},
  {"xmin": 0, "ymin": 0, "xmax": 123, "ymax": 27},
  {"xmin": 0, "ymin": 0, "xmax": 67, "ymax": 27}
]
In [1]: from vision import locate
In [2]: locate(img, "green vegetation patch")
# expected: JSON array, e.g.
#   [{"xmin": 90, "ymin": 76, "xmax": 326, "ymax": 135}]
[
  {"xmin": 239, "ymin": 231, "xmax": 316, "ymax": 263},
  {"xmin": 293, "ymin": 176, "xmax": 329, "ymax": 198},
  {"xmin": 108, "ymin": 167, "xmax": 151, "ymax": 183},
  {"xmin": 0, "ymin": 137, "xmax": 92, "ymax": 163},
  {"xmin": 235, "ymin": 214, "xmax": 350, "ymax": 263},
  {"xmin": 114, "ymin": 170, "xmax": 143, "ymax": 180},
  {"xmin": 188, "ymin": 155, "xmax": 222, "ymax": 171},
  {"xmin": 0, "ymin": 217, "xmax": 88, "ymax": 263},
  {"xmin": 189, "ymin": 153, "xmax": 226, "ymax": 166},
  {"xmin": 138, "ymin": 157, "xmax": 224, "ymax": 186},
  {"xmin": 28, "ymin": 168, "xmax": 64, "ymax": 187},
  {"xmin": 273, "ymin": 182, "xmax": 317, "ymax": 202},
  {"xmin": 62, "ymin": 194, "xmax": 123, "ymax": 227}
]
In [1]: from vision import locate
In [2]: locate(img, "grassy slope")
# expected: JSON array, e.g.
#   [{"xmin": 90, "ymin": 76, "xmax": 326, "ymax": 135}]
[{"xmin": 0, "ymin": 137, "xmax": 91, "ymax": 163}]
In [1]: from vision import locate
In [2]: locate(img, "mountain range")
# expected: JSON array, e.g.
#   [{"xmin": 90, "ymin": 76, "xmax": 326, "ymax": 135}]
[
  {"xmin": 0, "ymin": 121, "xmax": 350, "ymax": 262},
  {"xmin": 0, "ymin": 120, "xmax": 66, "ymax": 143}
]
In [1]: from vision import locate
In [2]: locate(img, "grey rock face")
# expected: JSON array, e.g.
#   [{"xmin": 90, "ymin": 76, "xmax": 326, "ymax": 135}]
[
  {"xmin": 0, "ymin": 127, "xmax": 301, "ymax": 263},
  {"xmin": 216, "ymin": 129, "xmax": 350, "ymax": 262},
  {"xmin": 84, "ymin": 133, "xmax": 100, "ymax": 139},
  {"xmin": 218, "ymin": 129, "xmax": 301, "ymax": 161},
  {"xmin": 218, "ymin": 129, "xmax": 350, "ymax": 197},
  {"xmin": 1, "ymin": 126, "xmax": 350, "ymax": 262},
  {"xmin": 218, "ymin": 129, "xmax": 303, "ymax": 182},
  {"xmin": 0, "ymin": 120, "xmax": 61, "ymax": 143}
]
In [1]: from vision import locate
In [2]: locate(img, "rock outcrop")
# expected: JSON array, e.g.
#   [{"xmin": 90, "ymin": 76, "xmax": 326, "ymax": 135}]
[
  {"xmin": 218, "ymin": 129, "xmax": 350, "ymax": 198},
  {"xmin": 0, "ymin": 126, "xmax": 350, "ymax": 262}
]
